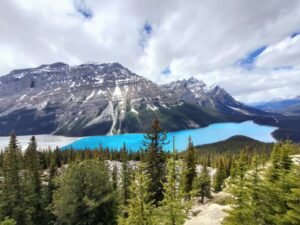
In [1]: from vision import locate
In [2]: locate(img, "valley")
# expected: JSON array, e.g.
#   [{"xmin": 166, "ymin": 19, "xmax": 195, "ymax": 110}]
[{"xmin": 1, "ymin": 1, "xmax": 300, "ymax": 225}]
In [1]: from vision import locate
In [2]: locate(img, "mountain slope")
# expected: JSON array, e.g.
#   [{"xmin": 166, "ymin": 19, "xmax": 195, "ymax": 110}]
[
  {"xmin": 0, "ymin": 62, "xmax": 273, "ymax": 136},
  {"xmin": 161, "ymin": 77, "xmax": 266, "ymax": 117},
  {"xmin": 254, "ymin": 97, "xmax": 300, "ymax": 116},
  {"xmin": 196, "ymin": 135, "xmax": 274, "ymax": 153}
]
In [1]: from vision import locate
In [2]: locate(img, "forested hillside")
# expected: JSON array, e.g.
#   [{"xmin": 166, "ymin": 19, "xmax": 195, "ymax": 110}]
[{"xmin": 0, "ymin": 119, "xmax": 299, "ymax": 225}]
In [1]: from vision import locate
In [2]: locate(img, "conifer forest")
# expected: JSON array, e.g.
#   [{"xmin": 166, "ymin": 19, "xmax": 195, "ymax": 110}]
[{"xmin": 0, "ymin": 119, "xmax": 299, "ymax": 225}]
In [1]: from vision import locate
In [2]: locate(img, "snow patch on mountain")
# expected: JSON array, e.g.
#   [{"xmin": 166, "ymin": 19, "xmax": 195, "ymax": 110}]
[
  {"xmin": 0, "ymin": 62, "xmax": 263, "ymax": 136},
  {"xmin": 85, "ymin": 90, "xmax": 95, "ymax": 102},
  {"xmin": 227, "ymin": 106, "xmax": 253, "ymax": 115},
  {"xmin": 113, "ymin": 85, "xmax": 122, "ymax": 99}
]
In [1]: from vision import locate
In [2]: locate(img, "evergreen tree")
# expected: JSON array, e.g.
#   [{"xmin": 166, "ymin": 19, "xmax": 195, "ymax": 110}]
[
  {"xmin": 213, "ymin": 162, "xmax": 226, "ymax": 192},
  {"xmin": 279, "ymin": 142, "xmax": 293, "ymax": 172},
  {"xmin": 45, "ymin": 159, "xmax": 56, "ymax": 223},
  {"xmin": 223, "ymin": 143, "xmax": 298, "ymax": 225},
  {"xmin": 266, "ymin": 144, "xmax": 282, "ymax": 182},
  {"xmin": 0, "ymin": 133, "xmax": 25, "ymax": 225},
  {"xmin": 183, "ymin": 136, "xmax": 196, "ymax": 199},
  {"xmin": 52, "ymin": 160, "xmax": 117, "ymax": 225},
  {"xmin": 143, "ymin": 118, "xmax": 167, "ymax": 204},
  {"xmin": 179, "ymin": 160, "xmax": 187, "ymax": 198},
  {"xmin": 0, "ymin": 151, "xmax": 4, "ymax": 169},
  {"xmin": 0, "ymin": 218, "xmax": 16, "ymax": 225},
  {"xmin": 119, "ymin": 144, "xmax": 132, "ymax": 218},
  {"xmin": 285, "ymin": 162, "xmax": 300, "ymax": 224},
  {"xmin": 264, "ymin": 143, "xmax": 293, "ymax": 224},
  {"xmin": 24, "ymin": 136, "xmax": 45, "ymax": 224},
  {"xmin": 223, "ymin": 151, "xmax": 250, "ymax": 225},
  {"xmin": 53, "ymin": 147, "xmax": 62, "ymax": 168},
  {"xmin": 158, "ymin": 138, "xmax": 187, "ymax": 225},
  {"xmin": 193, "ymin": 164, "xmax": 211, "ymax": 203},
  {"xmin": 246, "ymin": 155, "xmax": 268, "ymax": 225},
  {"xmin": 46, "ymin": 159, "xmax": 56, "ymax": 205},
  {"xmin": 112, "ymin": 163, "xmax": 118, "ymax": 191},
  {"xmin": 119, "ymin": 162, "xmax": 156, "ymax": 225}
]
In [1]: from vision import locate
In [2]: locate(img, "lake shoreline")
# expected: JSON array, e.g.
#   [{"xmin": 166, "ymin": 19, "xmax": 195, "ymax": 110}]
[
  {"xmin": 63, "ymin": 120, "xmax": 277, "ymax": 151},
  {"xmin": 0, "ymin": 120, "xmax": 278, "ymax": 151}
]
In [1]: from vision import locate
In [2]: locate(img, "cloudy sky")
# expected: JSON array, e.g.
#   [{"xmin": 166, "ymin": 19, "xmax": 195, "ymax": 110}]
[{"xmin": 1, "ymin": 0, "xmax": 300, "ymax": 103}]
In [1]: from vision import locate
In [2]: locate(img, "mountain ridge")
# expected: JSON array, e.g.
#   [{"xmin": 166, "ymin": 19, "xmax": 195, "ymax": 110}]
[
  {"xmin": 0, "ymin": 62, "xmax": 286, "ymax": 138},
  {"xmin": 254, "ymin": 96, "xmax": 300, "ymax": 116}
]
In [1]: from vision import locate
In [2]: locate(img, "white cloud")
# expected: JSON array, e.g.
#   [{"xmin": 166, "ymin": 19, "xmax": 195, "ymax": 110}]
[
  {"xmin": 255, "ymin": 35, "xmax": 300, "ymax": 69},
  {"xmin": 1, "ymin": 0, "xmax": 300, "ymax": 103},
  {"xmin": 195, "ymin": 68, "xmax": 300, "ymax": 103}
]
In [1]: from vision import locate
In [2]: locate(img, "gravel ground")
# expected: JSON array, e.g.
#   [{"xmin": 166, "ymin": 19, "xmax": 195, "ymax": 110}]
[{"xmin": 185, "ymin": 192, "xmax": 230, "ymax": 225}]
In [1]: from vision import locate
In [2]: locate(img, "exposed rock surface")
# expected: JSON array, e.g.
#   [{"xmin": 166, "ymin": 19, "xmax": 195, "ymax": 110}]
[{"xmin": 0, "ymin": 62, "xmax": 266, "ymax": 136}]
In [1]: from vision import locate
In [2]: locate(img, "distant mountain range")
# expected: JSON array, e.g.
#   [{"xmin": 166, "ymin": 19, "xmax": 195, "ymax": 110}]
[
  {"xmin": 0, "ymin": 62, "xmax": 299, "ymax": 142},
  {"xmin": 254, "ymin": 97, "xmax": 300, "ymax": 116}
]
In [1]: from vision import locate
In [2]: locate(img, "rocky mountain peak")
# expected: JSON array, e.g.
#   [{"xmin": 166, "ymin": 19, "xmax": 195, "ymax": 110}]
[
  {"xmin": 186, "ymin": 76, "xmax": 205, "ymax": 84},
  {"xmin": 43, "ymin": 62, "xmax": 68, "ymax": 68},
  {"xmin": 0, "ymin": 62, "xmax": 263, "ymax": 136}
]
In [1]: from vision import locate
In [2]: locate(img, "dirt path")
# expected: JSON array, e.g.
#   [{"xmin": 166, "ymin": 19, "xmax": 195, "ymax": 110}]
[{"xmin": 185, "ymin": 192, "xmax": 230, "ymax": 225}]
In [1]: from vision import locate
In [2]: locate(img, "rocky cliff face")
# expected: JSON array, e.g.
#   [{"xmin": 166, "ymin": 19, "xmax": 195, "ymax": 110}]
[
  {"xmin": 161, "ymin": 77, "xmax": 239, "ymax": 108},
  {"xmin": 0, "ymin": 62, "xmax": 265, "ymax": 136},
  {"xmin": 161, "ymin": 77, "xmax": 264, "ymax": 116}
]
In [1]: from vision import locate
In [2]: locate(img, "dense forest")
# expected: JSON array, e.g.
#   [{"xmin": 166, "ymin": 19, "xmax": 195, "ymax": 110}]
[{"xmin": 0, "ymin": 119, "xmax": 299, "ymax": 225}]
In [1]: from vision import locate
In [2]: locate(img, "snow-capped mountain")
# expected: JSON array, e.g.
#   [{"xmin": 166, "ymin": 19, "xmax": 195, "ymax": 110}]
[
  {"xmin": 0, "ymin": 62, "xmax": 266, "ymax": 136},
  {"xmin": 161, "ymin": 77, "xmax": 239, "ymax": 106},
  {"xmin": 161, "ymin": 77, "xmax": 263, "ymax": 116}
]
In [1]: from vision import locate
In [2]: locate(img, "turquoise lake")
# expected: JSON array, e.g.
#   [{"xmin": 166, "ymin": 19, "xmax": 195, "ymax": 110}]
[{"xmin": 63, "ymin": 121, "xmax": 277, "ymax": 151}]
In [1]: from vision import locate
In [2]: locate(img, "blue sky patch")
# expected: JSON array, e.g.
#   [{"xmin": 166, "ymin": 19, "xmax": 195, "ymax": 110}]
[
  {"xmin": 161, "ymin": 67, "xmax": 171, "ymax": 75},
  {"xmin": 291, "ymin": 32, "xmax": 300, "ymax": 38},
  {"xmin": 139, "ymin": 22, "xmax": 153, "ymax": 49},
  {"xmin": 236, "ymin": 46, "xmax": 267, "ymax": 69},
  {"xmin": 75, "ymin": 0, "xmax": 93, "ymax": 20},
  {"xmin": 144, "ymin": 23, "xmax": 152, "ymax": 34}
]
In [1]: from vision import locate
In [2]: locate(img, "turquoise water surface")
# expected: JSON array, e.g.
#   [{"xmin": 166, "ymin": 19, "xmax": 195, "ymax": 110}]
[{"xmin": 63, "ymin": 121, "xmax": 277, "ymax": 151}]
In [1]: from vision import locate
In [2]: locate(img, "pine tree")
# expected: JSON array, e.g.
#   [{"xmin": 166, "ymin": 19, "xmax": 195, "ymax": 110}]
[
  {"xmin": 0, "ymin": 151, "xmax": 4, "ymax": 169},
  {"xmin": 222, "ymin": 151, "xmax": 250, "ymax": 225},
  {"xmin": 285, "ymin": 162, "xmax": 300, "ymax": 224},
  {"xmin": 0, "ymin": 133, "xmax": 25, "ymax": 225},
  {"xmin": 264, "ymin": 142, "xmax": 293, "ymax": 224},
  {"xmin": 45, "ymin": 158, "xmax": 56, "ymax": 223},
  {"xmin": 24, "ymin": 136, "xmax": 45, "ymax": 224},
  {"xmin": 119, "ymin": 162, "xmax": 156, "ymax": 225},
  {"xmin": 53, "ymin": 147, "xmax": 62, "ymax": 168},
  {"xmin": 112, "ymin": 163, "xmax": 118, "ymax": 191},
  {"xmin": 52, "ymin": 160, "xmax": 117, "ymax": 225},
  {"xmin": 246, "ymin": 155, "xmax": 268, "ymax": 225},
  {"xmin": 222, "ymin": 143, "xmax": 300, "ymax": 225},
  {"xmin": 183, "ymin": 136, "xmax": 196, "ymax": 199},
  {"xmin": 0, "ymin": 218, "xmax": 16, "ymax": 225},
  {"xmin": 266, "ymin": 144, "xmax": 281, "ymax": 182},
  {"xmin": 119, "ymin": 144, "xmax": 132, "ymax": 218},
  {"xmin": 279, "ymin": 142, "xmax": 293, "ymax": 172},
  {"xmin": 158, "ymin": 137, "xmax": 187, "ymax": 225},
  {"xmin": 179, "ymin": 160, "xmax": 187, "ymax": 198},
  {"xmin": 213, "ymin": 162, "xmax": 226, "ymax": 192},
  {"xmin": 143, "ymin": 118, "xmax": 167, "ymax": 204},
  {"xmin": 46, "ymin": 159, "xmax": 56, "ymax": 205},
  {"xmin": 193, "ymin": 164, "xmax": 211, "ymax": 203}
]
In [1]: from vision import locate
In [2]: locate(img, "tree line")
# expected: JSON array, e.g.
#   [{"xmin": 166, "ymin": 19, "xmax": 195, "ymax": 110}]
[
  {"xmin": 0, "ymin": 119, "xmax": 209, "ymax": 225},
  {"xmin": 0, "ymin": 118, "xmax": 299, "ymax": 225}
]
